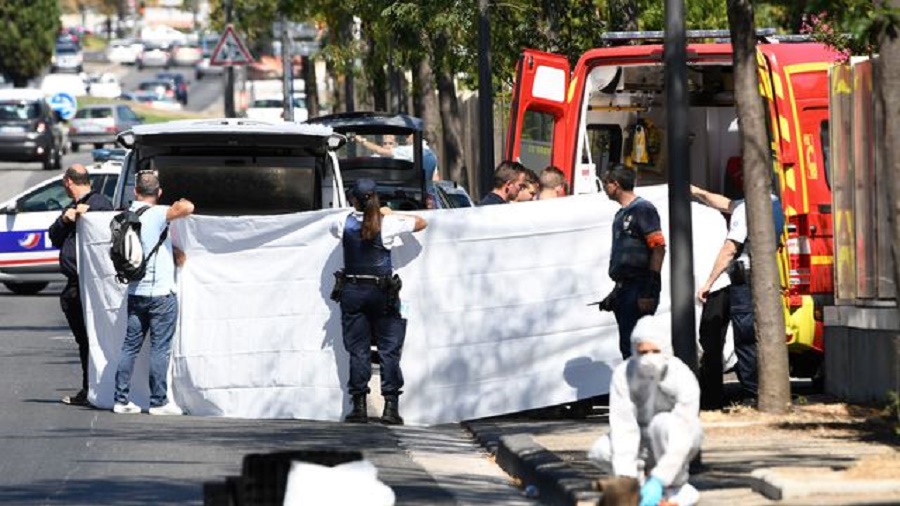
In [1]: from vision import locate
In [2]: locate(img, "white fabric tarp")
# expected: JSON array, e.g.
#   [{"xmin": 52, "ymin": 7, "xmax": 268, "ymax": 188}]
[{"xmin": 79, "ymin": 185, "xmax": 727, "ymax": 425}]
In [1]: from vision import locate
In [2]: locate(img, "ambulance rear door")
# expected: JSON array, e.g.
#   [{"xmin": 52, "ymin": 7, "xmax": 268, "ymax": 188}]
[{"xmin": 505, "ymin": 50, "xmax": 570, "ymax": 175}]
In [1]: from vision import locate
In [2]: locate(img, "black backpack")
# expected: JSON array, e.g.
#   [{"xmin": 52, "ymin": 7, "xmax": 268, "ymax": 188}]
[{"xmin": 109, "ymin": 206, "xmax": 169, "ymax": 284}]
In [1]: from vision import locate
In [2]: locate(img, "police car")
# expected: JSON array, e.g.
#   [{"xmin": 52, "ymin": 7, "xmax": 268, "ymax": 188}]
[{"xmin": 0, "ymin": 152, "xmax": 121, "ymax": 294}]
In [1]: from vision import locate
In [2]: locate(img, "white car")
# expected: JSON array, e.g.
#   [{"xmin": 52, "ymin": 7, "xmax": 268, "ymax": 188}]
[
  {"xmin": 245, "ymin": 98, "xmax": 284, "ymax": 121},
  {"xmin": 86, "ymin": 73, "xmax": 122, "ymax": 99},
  {"xmin": 40, "ymin": 73, "xmax": 88, "ymax": 97},
  {"xmin": 51, "ymin": 44, "xmax": 83, "ymax": 73},
  {"xmin": 0, "ymin": 162, "xmax": 120, "ymax": 294},
  {"xmin": 105, "ymin": 39, "xmax": 143, "ymax": 65}
]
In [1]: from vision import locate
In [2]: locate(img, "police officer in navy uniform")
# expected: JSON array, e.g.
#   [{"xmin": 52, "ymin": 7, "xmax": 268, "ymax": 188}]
[
  {"xmin": 48, "ymin": 164, "xmax": 113, "ymax": 406},
  {"xmin": 694, "ymin": 185, "xmax": 785, "ymax": 403},
  {"xmin": 331, "ymin": 179, "xmax": 427, "ymax": 424},
  {"xmin": 597, "ymin": 165, "xmax": 667, "ymax": 359}
]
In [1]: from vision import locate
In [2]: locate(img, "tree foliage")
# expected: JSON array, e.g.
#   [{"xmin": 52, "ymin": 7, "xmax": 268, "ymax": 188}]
[
  {"xmin": 0, "ymin": 0, "xmax": 61, "ymax": 86},
  {"xmin": 798, "ymin": 0, "xmax": 900, "ymax": 57}
]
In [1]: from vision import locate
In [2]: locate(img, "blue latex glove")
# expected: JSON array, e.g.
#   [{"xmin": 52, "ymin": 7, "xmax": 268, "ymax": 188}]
[{"xmin": 639, "ymin": 476, "xmax": 665, "ymax": 506}]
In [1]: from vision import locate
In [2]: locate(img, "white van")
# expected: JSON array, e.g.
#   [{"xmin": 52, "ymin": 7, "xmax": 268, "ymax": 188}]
[{"xmin": 113, "ymin": 119, "xmax": 348, "ymax": 214}]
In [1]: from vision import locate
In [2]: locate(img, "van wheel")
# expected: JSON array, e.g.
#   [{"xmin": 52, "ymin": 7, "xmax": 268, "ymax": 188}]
[
  {"xmin": 42, "ymin": 151, "xmax": 54, "ymax": 170},
  {"xmin": 71, "ymin": 143, "xmax": 80, "ymax": 152},
  {"xmin": 3, "ymin": 282, "xmax": 49, "ymax": 295},
  {"xmin": 94, "ymin": 143, "xmax": 104, "ymax": 149}
]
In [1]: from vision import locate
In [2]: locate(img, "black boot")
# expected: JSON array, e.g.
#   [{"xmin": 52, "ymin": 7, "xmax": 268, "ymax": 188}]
[
  {"xmin": 344, "ymin": 394, "xmax": 368, "ymax": 423},
  {"xmin": 381, "ymin": 395, "xmax": 404, "ymax": 425}
]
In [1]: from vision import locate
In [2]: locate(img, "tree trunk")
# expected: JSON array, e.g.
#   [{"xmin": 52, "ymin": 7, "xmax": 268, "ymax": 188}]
[
  {"xmin": 364, "ymin": 25, "xmax": 387, "ymax": 112},
  {"xmin": 412, "ymin": 49, "xmax": 442, "ymax": 172},
  {"xmin": 727, "ymin": 0, "xmax": 791, "ymax": 413},
  {"xmin": 302, "ymin": 56, "xmax": 320, "ymax": 118},
  {"xmin": 435, "ymin": 67, "xmax": 467, "ymax": 189},
  {"xmin": 877, "ymin": 0, "xmax": 900, "ymax": 397}
]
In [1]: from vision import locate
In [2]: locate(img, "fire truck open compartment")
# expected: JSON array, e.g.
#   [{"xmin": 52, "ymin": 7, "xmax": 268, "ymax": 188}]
[{"xmin": 579, "ymin": 62, "xmax": 744, "ymax": 193}]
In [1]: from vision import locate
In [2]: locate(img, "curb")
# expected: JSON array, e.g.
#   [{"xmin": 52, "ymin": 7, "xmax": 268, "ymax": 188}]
[{"xmin": 465, "ymin": 421, "xmax": 602, "ymax": 506}]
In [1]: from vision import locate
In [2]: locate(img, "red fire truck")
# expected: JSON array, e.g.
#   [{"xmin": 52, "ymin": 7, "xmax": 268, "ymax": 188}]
[{"xmin": 505, "ymin": 31, "xmax": 841, "ymax": 378}]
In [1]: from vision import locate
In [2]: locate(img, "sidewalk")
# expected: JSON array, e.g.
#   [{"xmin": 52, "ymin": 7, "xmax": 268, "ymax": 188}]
[{"xmin": 465, "ymin": 397, "xmax": 900, "ymax": 505}]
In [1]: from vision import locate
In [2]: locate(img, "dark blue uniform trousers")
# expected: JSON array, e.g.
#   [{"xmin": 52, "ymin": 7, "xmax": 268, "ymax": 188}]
[
  {"xmin": 612, "ymin": 281, "xmax": 647, "ymax": 359},
  {"xmin": 340, "ymin": 283, "xmax": 406, "ymax": 397},
  {"xmin": 729, "ymin": 283, "xmax": 758, "ymax": 396}
]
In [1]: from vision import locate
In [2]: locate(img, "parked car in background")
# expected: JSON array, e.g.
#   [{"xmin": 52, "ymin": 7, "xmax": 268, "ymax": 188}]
[
  {"xmin": 86, "ymin": 73, "xmax": 122, "ymax": 98},
  {"xmin": 106, "ymin": 38, "xmax": 143, "ymax": 65},
  {"xmin": 245, "ymin": 98, "xmax": 284, "ymax": 121},
  {"xmin": 0, "ymin": 161, "xmax": 120, "ymax": 295},
  {"xmin": 40, "ymin": 73, "xmax": 88, "ymax": 97},
  {"xmin": 51, "ymin": 43, "xmax": 84, "ymax": 73},
  {"xmin": 0, "ymin": 88, "xmax": 63, "ymax": 171},
  {"xmin": 130, "ymin": 91, "xmax": 183, "ymax": 111},
  {"xmin": 171, "ymin": 42, "xmax": 203, "ymax": 67},
  {"xmin": 136, "ymin": 42, "xmax": 171, "ymax": 70},
  {"xmin": 155, "ymin": 72, "xmax": 189, "ymax": 105},
  {"xmin": 137, "ymin": 78, "xmax": 178, "ymax": 103},
  {"xmin": 433, "ymin": 181, "xmax": 474, "ymax": 208},
  {"xmin": 292, "ymin": 94, "xmax": 309, "ymax": 122},
  {"xmin": 194, "ymin": 34, "xmax": 224, "ymax": 80},
  {"xmin": 69, "ymin": 103, "xmax": 143, "ymax": 151}
]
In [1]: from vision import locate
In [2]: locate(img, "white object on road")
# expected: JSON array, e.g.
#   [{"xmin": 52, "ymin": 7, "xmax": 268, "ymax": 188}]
[{"xmin": 282, "ymin": 459, "xmax": 395, "ymax": 506}]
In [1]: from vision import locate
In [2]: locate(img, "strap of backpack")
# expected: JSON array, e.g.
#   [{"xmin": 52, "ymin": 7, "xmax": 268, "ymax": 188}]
[{"xmin": 142, "ymin": 224, "xmax": 170, "ymax": 265}]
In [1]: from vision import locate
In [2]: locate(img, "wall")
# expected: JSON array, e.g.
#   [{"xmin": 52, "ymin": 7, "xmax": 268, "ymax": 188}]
[{"xmin": 824, "ymin": 56, "xmax": 900, "ymax": 404}]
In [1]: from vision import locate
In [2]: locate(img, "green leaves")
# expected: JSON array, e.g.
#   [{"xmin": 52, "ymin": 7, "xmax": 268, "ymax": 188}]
[{"xmin": 0, "ymin": 0, "xmax": 61, "ymax": 86}]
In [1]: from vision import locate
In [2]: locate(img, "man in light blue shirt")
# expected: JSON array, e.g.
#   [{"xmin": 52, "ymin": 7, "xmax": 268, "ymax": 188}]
[{"xmin": 113, "ymin": 171, "xmax": 194, "ymax": 415}]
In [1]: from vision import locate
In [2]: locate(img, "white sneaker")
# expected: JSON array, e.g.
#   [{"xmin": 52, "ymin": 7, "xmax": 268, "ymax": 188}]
[
  {"xmin": 148, "ymin": 403, "xmax": 183, "ymax": 416},
  {"xmin": 665, "ymin": 482, "xmax": 700, "ymax": 506},
  {"xmin": 113, "ymin": 401, "xmax": 141, "ymax": 414}
]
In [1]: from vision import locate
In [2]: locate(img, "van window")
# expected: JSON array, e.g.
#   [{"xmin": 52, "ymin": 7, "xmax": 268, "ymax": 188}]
[
  {"xmin": 586, "ymin": 124, "xmax": 623, "ymax": 177},
  {"xmin": 520, "ymin": 110, "xmax": 553, "ymax": 171},
  {"xmin": 820, "ymin": 120, "xmax": 831, "ymax": 190},
  {"xmin": 0, "ymin": 101, "xmax": 40, "ymax": 121},
  {"xmin": 75, "ymin": 107, "xmax": 113, "ymax": 119}
]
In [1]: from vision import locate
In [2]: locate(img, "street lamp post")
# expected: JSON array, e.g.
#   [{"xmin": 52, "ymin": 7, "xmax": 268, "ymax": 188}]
[
  {"xmin": 478, "ymin": 0, "xmax": 495, "ymax": 196},
  {"xmin": 665, "ymin": 0, "xmax": 697, "ymax": 371}
]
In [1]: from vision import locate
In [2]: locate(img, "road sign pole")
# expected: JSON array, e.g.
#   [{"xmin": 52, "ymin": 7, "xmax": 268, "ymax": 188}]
[
  {"xmin": 224, "ymin": 0, "xmax": 235, "ymax": 118},
  {"xmin": 281, "ymin": 17, "xmax": 294, "ymax": 122}
]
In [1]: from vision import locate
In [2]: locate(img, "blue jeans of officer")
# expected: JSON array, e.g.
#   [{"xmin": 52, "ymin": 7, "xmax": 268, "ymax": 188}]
[
  {"xmin": 729, "ymin": 283, "xmax": 758, "ymax": 396},
  {"xmin": 340, "ymin": 282, "xmax": 406, "ymax": 397},
  {"xmin": 612, "ymin": 280, "xmax": 648, "ymax": 359},
  {"xmin": 114, "ymin": 293, "xmax": 178, "ymax": 407}
]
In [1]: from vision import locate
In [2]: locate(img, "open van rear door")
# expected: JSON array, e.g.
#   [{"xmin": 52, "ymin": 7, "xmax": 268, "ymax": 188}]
[{"xmin": 505, "ymin": 50, "xmax": 570, "ymax": 172}]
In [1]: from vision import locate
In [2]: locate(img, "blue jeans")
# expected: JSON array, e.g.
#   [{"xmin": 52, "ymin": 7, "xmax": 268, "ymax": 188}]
[
  {"xmin": 729, "ymin": 283, "xmax": 758, "ymax": 396},
  {"xmin": 114, "ymin": 293, "xmax": 178, "ymax": 407},
  {"xmin": 340, "ymin": 283, "xmax": 406, "ymax": 397}
]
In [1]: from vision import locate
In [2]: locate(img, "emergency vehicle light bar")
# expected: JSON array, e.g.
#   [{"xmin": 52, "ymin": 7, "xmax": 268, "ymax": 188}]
[{"xmin": 601, "ymin": 28, "xmax": 777, "ymax": 41}]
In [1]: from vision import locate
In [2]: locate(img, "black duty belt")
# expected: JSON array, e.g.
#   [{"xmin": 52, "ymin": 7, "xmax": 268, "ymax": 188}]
[{"xmin": 345, "ymin": 274, "xmax": 390, "ymax": 286}]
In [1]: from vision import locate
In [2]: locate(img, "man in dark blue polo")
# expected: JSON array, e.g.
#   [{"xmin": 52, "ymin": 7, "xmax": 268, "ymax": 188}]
[{"xmin": 597, "ymin": 165, "xmax": 666, "ymax": 359}]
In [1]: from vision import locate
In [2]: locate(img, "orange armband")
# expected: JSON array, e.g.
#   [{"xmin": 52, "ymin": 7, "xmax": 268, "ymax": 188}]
[{"xmin": 645, "ymin": 231, "xmax": 666, "ymax": 249}]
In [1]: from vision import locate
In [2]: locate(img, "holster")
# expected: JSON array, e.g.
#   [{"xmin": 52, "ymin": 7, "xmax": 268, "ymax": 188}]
[
  {"xmin": 386, "ymin": 274, "xmax": 403, "ymax": 314},
  {"xmin": 728, "ymin": 262, "xmax": 749, "ymax": 286},
  {"xmin": 330, "ymin": 270, "xmax": 346, "ymax": 302}
]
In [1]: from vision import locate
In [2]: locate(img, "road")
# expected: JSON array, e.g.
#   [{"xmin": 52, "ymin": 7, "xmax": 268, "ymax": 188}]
[
  {"xmin": 0, "ymin": 156, "xmax": 534, "ymax": 505},
  {"xmin": 116, "ymin": 63, "xmax": 224, "ymax": 115}
]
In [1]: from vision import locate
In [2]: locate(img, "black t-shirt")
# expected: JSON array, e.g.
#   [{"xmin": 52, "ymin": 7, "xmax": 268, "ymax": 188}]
[
  {"xmin": 478, "ymin": 192, "xmax": 507, "ymax": 206},
  {"xmin": 48, "ymin": 191, "xmax": 114, "ymax": 279}
]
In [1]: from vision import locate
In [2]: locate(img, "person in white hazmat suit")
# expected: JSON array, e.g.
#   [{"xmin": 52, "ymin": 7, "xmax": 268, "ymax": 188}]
[{"xmin": 587, "ymin": 317, "xmax": 702, "ymax": 506}]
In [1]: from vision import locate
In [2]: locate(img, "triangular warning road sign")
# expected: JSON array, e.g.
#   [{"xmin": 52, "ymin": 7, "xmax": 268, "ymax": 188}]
[{"xmin": 210, "ymin": 25, "xmax": 254, "ymax": 66}]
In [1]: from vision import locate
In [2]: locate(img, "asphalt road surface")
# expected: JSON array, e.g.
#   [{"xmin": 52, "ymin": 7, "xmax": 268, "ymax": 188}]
[{"xmin": 0, "ymin": 157, "xmax": 534, "ymax": 505}]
